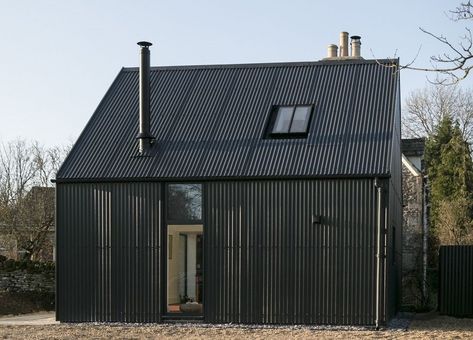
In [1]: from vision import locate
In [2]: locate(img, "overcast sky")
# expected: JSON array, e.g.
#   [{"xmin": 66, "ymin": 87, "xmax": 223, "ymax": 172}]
[{"xmin": 1, "ymin": 0, "xmax": 472, "ymax": 147}]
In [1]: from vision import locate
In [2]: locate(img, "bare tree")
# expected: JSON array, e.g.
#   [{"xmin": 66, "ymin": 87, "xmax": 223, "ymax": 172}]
[
  {"xmin": 0, "ymin": 140, "xmax": 36, "ymax": 206},
  {"xmin": 399, "ymin": 2, "xmax": 473, "ymax": 84},
  {"xmin": 0, "ymin": 139, "xmax": 69, "ymax": 261},
  {"xmin": 403, "ymin": 84, "xmax": 473, "ymax": 143}
]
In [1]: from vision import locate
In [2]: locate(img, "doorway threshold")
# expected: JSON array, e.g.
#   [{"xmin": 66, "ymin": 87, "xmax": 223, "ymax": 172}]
[{"xmin": 162, "ymin": 315, "xmax": 204, "ymax": 323}]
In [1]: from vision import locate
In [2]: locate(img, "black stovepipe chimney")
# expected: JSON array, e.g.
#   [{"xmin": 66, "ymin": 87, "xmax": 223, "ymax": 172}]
[{"xmin": 136, "ymin": 41, "xmax": 155, "ymax": 154}]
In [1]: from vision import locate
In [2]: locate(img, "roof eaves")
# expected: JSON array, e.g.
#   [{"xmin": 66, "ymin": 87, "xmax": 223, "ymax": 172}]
[{"xmin": 54, "ymin": 173, "xmax": 392, "ymax": 183}]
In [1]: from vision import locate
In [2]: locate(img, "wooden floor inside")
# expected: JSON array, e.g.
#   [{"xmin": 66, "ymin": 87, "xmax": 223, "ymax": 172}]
[
  {"xmin": 167, "ymin": 303, "xmax": 203, "ymax": 314},
  {"xmin": 168, "ymin": 304, "xmax": 181, "ymax": 313}
]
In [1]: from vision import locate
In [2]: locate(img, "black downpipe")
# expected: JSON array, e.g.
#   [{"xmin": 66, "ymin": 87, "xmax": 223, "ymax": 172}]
[
  {"xmin": 374, "ymin": 177, "xmax": 383, "ymax": 330},
  {"xmin": 137, "ymin": 41, "xmax": 155, "ymax": 154}
]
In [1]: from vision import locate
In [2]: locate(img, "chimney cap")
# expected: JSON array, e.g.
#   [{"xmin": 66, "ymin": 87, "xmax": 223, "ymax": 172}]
[
  {"xmin": 350, "ymin": 35, "xmax": 361, "ymax": 40},
  {"xmin": 137, "ymin": 41, "xmax": 153, "ymax": 47}
]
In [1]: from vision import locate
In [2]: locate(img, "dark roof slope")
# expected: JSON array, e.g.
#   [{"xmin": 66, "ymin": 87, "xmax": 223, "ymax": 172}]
[
  {"xmin": 57, "ymin": 59, "xmax": 399, "ymax": 181},
  {"xmin": 401, "ymin": 138, "xmax": 425, "ymax": 157}
]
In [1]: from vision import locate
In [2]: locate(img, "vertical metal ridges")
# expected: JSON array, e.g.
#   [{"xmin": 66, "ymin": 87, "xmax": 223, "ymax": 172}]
[
  {"xmin": 439, "ymin": 245, "xmax": 473, "ymax": 317},
  {"xmin": 56, "ymin": 178, "xmax": 400, "ymax": 324},
  {"xmin": 56, "ymin": 182, "xmax": 162, "ymax": 322},
  {"xmin": 204, "ymin": 179, "xmax": 384, "ymax": 325},
  {"xmin": 385, "ymin": 79, "xmax": 402, "ymax": 321},
  {"xmin": 56, "ymin": 60, "xmax": 399, "ymax": 181}
]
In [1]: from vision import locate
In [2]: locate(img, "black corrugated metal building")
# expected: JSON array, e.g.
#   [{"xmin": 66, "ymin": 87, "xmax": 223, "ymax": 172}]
[{"xmin": 55, "ymin": 43, "xmax": 402, "ymax": 326}]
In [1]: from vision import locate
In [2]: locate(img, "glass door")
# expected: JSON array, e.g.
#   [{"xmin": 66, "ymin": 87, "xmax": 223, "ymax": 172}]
[{"xmin": 166, "ymin": 184, "xmax": 203, "ymax": 315}]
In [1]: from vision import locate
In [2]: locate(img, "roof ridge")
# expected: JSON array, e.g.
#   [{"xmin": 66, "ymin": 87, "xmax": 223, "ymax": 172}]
[{"xmin": 121, "ymin": 58, "xmax": 399, "ymax": 72}]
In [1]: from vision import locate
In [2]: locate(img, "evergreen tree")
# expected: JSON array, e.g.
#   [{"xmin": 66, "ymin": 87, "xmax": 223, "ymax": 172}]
[{"xmin": 425, "ymin": 115, "xmax": 473, "ymax": 246}]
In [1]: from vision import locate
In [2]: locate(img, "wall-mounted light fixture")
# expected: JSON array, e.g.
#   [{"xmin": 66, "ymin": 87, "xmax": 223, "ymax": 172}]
[{"xmin": 312, "ymin": 215, "xmax": 322, "ymax": 224}]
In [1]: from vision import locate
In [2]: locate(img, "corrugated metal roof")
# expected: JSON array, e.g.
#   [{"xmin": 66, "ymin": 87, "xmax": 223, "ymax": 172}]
[{"xmin": 56, "ymin": 59, "xmax": 399, "ymax": 181}]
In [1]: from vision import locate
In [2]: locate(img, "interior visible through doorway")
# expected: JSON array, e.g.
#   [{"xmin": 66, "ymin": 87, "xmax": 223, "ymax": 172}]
[
  {"xmin": 166, "ymin": 183, "xmax": 203, "ymax": 315},
  {"xmin": 167, "ymin": 225, "xmax": 203, "ymax": 314}
]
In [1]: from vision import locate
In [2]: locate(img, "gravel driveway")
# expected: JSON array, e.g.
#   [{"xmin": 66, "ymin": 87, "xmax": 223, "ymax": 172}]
[{"xmin": 0, "ymin": 314, "xmax": 471, "ymax": 339}]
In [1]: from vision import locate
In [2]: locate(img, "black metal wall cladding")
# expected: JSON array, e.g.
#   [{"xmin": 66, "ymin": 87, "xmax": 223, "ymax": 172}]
[
  {"xmin": 57, "ymin": 179, "xmax": 390, "ymax": 325},
  {"xmin": 439, "ymin": 245, "xmax": 473, "ymax": 317},
  {"xmin": 386, "ymin": 80, "xmax": 403, "ymax": 321},
  {"xmin": 204, "ymin": 179, "xmax": 384, "ymax": 325},
  {"xmin": 56, "ymin": 182, "xmax": 162, "ymax": 322}
]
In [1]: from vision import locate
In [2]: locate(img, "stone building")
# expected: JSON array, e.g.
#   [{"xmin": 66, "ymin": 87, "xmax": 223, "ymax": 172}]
[{"xmin": 401, "ymin": 138, "xmax": 428, "ymax": 309}]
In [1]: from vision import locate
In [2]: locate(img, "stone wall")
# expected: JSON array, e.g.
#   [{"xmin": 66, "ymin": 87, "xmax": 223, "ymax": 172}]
[
  {"xmin": 401, "ymin": 164, "xmax": 425, "ymax": 308},
  {"xmin": 0, "ymin": 269, "xmax": 54, "ymax": 293}
]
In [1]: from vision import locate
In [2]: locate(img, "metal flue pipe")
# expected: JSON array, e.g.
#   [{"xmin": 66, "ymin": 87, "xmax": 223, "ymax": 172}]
[
  {"xmin": 350, "ymin": 35, "xmax": 361, "ymax": 58},
  {"xmin": 137, "ymin": 41, "xmax": 155, "ymax": 154}
]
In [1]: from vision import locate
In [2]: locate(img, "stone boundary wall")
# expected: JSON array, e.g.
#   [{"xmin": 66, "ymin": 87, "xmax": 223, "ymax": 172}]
[{"xmin": 0, "ymin": 269, "xmax": 54, "ymax": 293}]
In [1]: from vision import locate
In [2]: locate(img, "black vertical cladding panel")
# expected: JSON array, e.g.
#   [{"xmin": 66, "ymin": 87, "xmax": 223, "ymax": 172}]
[
  {"xmin": 386, "ymin": 73, "xmax": 402, "ymax": 321},
  {"xmin": 439, "ymin": 246, "xmax": 473, "ymax": 317},
  {"xmin": 56, "ymin": 182, "xmax": 162, "ymax": 322},
  {"xmin": 204, "ymin": 179, "xmax": 382, "ymax": 325},
  {"xmin": 55, "ymin": 184, "xmax": 63, "ymax": 319}
]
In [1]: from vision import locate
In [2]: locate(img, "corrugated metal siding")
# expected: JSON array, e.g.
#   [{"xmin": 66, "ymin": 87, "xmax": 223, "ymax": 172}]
[
  {"xmin": 386, "ymin": 80, "xmax": 402, "ymax": 320},
  {"xmin": 204, "ymin": 179, "xmax": 385, "ymax": 325},
  {"xmin": 56, "ymin": 182, "xmax": 162, "ymax": 322},
  {"xmin": 56, "ymin": 178, "xmax": 392, "ymax": 325},
  {"xmin": 439, "ymin": 245, "xmax": 473, "ymax": 317},
  {"xmin": 57, "ymin": 60, "xmax": 398, "ymax": 180}
]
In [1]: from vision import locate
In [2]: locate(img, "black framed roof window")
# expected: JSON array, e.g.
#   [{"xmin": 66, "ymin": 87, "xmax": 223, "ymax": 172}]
[{"xmin": 267, "ymin": 105, "xmax": 313, "ymax": 138}]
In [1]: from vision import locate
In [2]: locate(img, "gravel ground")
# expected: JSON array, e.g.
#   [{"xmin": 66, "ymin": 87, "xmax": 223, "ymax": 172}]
[{"xmin": 0, "ymin": 315, "xmax": 472, "ymax": 339}]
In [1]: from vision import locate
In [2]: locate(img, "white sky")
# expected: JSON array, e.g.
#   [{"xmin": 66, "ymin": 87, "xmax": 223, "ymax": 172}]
[{"xmin": 0, "ymin": 0, "xmax": 472, "ymax": 147}]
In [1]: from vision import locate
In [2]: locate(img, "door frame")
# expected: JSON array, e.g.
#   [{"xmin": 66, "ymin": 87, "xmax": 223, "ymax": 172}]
[{"xmin": 161, "ymin": 182, "xmax": 205, "ymax": 320}]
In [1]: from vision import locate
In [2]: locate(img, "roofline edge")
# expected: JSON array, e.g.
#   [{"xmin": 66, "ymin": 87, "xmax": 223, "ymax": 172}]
[
  {"xmin": 121, "ymin": 58, "xmax": 400, "ymax": 72},
  {"xmin": 53, "ymin": 174, "xmax": 391, "ymax": 184}
]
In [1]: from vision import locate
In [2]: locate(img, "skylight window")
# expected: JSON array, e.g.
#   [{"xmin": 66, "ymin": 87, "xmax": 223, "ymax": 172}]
[
  {"xmin": 290, "ymin": 106, "xmax": 312, "ymax": 133},
  {"xmin": 273, "ymin": 107, "xmax": 294, "ymax": 133},
  {"xmin": 267, "ymin": 105, "xmax": 313, "ymax": 137}
]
